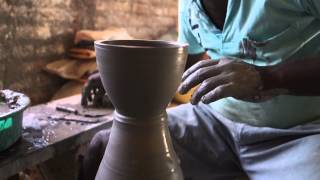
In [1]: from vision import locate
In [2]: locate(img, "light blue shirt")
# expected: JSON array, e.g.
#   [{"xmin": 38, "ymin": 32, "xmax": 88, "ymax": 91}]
[{"xmin": 178, "ymin": 0, "xmax": 320, "ymax": 128}]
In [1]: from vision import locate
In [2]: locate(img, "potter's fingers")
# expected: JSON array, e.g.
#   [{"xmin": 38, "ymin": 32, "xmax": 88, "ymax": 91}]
[
  {"xmin": 81, "ymin": 95, "xmax": 88, "ymax": 106},
  {"xmin": 82, "ymin": 79, "xmax": 99, "ymax": 105},
  {"xmin": 81, "ymin": 83, "xmax": 90, "ymax": 106},
  {"xmin": 92, "ymin": 89, "xmax": 106, "ymax": 107},
  {"xmin": 190, "ymin": 76, "xmax": 227, "ymax": 105},
  {"xmin": 92, "ymin": 94, "xmax": 103, "ymax": 107},
  {"xmin": 201, "ymin": 83, "xmax": 233, "ymax": 104},
  {"xmin": 182, "ymin": 59, "xmax": 218, "ymax": 81},
  {"xmin": 178, "ymin": 66, "xmax": 220, "ymax": 94}
]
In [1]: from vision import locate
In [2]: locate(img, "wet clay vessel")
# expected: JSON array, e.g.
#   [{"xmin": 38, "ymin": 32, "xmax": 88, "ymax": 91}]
[{"xmin": 94, "ymin": 40, "xmax": 188, "ymax": 180}]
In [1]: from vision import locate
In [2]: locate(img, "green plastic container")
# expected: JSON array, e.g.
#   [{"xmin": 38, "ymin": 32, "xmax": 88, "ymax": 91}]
[{"xmin": 0, "ymin": 90, "xmax": 30, "ymax": 152}]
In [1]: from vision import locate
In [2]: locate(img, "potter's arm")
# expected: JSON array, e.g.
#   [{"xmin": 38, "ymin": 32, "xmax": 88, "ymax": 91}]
[
  {"xmin": 258, "ymin": 57, "xmax": 320, "ymax": 96},
  {"xmin": 178, "ymin": 56, "xmax": 320, "ymax": 104},
  {"xmin": 259, "ymin": 1, "xmax": 320, "ymax": 95}
]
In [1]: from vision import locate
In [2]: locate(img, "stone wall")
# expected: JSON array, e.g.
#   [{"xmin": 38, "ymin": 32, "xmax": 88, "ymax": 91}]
[{"xmin": 0, "ymin": 0, "xmax": 178, "ymax": 104}]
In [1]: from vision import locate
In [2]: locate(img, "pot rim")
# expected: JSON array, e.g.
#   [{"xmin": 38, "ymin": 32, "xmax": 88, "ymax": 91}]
[{"xmin": 94, "ymin": 39, "xmax": 189, "ymax": 50}]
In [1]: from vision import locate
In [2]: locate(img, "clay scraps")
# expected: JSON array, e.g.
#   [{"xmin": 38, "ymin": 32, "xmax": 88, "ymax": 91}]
[{"xmin": 0, "ymin": 90, "xmax": 21, "ymax": 110}]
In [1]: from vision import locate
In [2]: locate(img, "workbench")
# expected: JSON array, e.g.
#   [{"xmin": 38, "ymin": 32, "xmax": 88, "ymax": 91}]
[{"xmin": 0, "ymin": 95, "xmax": 113, "ymax": 180}]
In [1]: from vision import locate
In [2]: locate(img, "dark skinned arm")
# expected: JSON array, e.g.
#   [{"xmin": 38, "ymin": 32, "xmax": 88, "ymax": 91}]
[
  {"xmin": 178, "ymin": 56, "xmax": 320, "ymax": 104},
  {"xmin": 259, "ymin": 57, "xmax": 320, "ymax": 96}
]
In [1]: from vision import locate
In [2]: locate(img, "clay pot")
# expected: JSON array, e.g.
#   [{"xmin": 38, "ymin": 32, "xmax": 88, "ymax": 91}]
[{"xmin": 95, "ymin": 40, "xmax": 188, "ymax": 180}]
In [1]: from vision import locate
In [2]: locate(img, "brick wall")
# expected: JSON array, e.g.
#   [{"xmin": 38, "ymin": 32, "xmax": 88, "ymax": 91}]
[{"xmin": 0, "ymin": 0, "xmax": 178, "ymax": 104}]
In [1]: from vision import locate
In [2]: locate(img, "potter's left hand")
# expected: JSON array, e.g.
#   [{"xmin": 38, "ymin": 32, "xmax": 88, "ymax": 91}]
[
  {"xmin": 178, "ymin": 58, "xmax": 264, "ymax": 104},
  {"xmin": 81, "ymin": 72, "xmax": 113, "ymax": 107}
]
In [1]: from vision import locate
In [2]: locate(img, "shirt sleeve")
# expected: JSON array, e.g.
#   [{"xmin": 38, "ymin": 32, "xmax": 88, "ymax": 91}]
[
  {"xmin": 298, "ymin": 0, "xmax": 320, "ymax": 19},
  {"xmin": 178, "ymin": 0, "xmax": 205, "ymax": 55}
]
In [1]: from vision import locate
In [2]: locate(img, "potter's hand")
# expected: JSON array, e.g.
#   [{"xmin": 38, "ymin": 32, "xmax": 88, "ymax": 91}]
[
  {"xmin": 81, "ymin": 72, "xmax": 112, "ymax": 107},
  {"xmin": 178, "ymin": 58, "xmax": 264, "ymax": 104}
]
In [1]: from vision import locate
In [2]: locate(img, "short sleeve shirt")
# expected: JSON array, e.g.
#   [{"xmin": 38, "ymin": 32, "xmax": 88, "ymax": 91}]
[{"xmin": 178, "ymin": 0, "xmax": 320, "ymax": 128}]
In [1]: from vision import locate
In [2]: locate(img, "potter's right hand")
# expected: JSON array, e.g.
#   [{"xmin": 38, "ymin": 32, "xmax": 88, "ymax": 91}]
[
  {"xmin": 81, "ymin": 72, "xmax": 112, "ymax": 107},
  {"xmin": 178, "ymin": 58, "xmax": 264, "ymax": 104}
]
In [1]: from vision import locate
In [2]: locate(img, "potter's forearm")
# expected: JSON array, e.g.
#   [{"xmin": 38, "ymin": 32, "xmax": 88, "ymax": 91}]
[{"xmin": 258, "ymin": 57, "xmax": 320, "ymax": 96}]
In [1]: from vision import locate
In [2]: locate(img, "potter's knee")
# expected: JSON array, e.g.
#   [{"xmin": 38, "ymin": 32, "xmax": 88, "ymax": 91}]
[
  {"xmin": 89, "ymin": 129, "xmax": 111, "ymax": 153},
  {"xmin": 84, "ymin": 130, "xmax": 110, "ymax": 172}
]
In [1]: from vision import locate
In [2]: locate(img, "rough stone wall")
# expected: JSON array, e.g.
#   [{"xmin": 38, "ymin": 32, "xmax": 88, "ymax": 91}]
[
  {"xmin": 0, "ymin": 0, "xmax": 178, "ymax": 104},
  {"xmin": 94, "ymin": 0, "xmax": 178, "ymax": 39}
]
